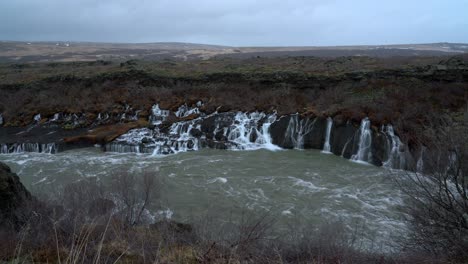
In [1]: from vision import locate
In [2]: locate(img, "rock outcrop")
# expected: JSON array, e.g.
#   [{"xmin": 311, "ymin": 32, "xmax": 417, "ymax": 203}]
[
  {"xmin": 0, "ymin": 162, "xmax": 33, "ymax": 229},
  {"xmin": 0, "ymin": 101, "xmax": 422, "ymax": 171}
]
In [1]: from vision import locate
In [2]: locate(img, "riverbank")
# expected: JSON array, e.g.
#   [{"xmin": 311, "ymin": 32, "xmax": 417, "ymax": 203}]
[{"xmin": 1, "ymin": 56, "xmax": 466, "ymax": 169}]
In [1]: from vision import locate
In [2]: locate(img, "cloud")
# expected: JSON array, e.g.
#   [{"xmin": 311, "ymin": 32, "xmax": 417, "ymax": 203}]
[{"xmin": 0, "ymin": 0, "xmax": 467, "ymax": 46}]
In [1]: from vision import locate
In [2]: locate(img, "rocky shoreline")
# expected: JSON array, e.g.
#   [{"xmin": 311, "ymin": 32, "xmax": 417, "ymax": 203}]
[{"xmin": 0, "ymin": 101, "xmax": 421, "ymax": 171}]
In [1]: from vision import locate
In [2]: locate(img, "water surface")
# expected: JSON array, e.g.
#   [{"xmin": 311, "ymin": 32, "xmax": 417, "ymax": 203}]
[{"xmin": 0, "ymin": 148, "xmax": 406, "ymax": 251}]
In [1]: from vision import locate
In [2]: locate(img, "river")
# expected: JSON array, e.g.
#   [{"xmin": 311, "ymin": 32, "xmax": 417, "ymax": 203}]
[{"xmin": 0, "ymin": 147, "xmax": 407, "ymax": 252}]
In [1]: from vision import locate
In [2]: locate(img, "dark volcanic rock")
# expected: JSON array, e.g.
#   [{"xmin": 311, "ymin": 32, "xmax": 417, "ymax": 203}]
[
  {"xmin": 271, "ymin": 115, "xmax": 327, "ymax": 149},
  {"xmin": 200, "ymin": 112, "xmax": 236, "ymax": 138},
  {"xmin": 371, "ymin": 131, "xmax": 390, "ymax": 166},
  {"xmin": 270, "ymin": 115, "xmax": 293, "ymax": 148},
  {"xmin": 63, "ymin": 120, "xmax": 148, "ymax": 147},
  {"xmin": 303, "ymin": 116, "xmax": 327, "ymax": 149},
  {"xmin": 0, "ymin": 162, "xmax": 33, "ymax": 228},
  {"xmin": 201, "ymin": 139, "xmax": 228, "ymax": 150},
  {"xmin": 330, "ymin": 120, "xmax": 358, "ymax": 159}
]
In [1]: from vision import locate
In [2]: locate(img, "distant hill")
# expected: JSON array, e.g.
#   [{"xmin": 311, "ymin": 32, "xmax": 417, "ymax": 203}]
[{"xmin": 0, "ymin": 41, "xmax": 466, "ymax": 63}]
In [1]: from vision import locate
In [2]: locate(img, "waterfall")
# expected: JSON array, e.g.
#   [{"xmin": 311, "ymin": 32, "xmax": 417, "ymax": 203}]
[
  {"xmin": 0, "ymin": 113, "xmax": 3, "ymax": 126},
  {"xmin": 259, "ymin": 114, "xmax": 279, "ymax": 151},
  {"xmin": 382, "ymin": 125, "xmax": 406, "ymax": 169},
  {"xmin": 285, "ymin": 115, "xmax": 316, "ymax": 149},
  {"xmin": 351, "ymin": 118, "xmax": 372, "ymax": 163},
  {"xmin": 322, "ymin": 117, "xmax": 333, "ymax": 153},
  {"xmin": 416, "ymin": 146, "xmax": 426, "ymax": 172},
  {"xmin": 165, "ymin": 120, "xmax": 200, "ymax": 153},
  {"xmin": 227, "ymin": 112, "xmax": 280, "ymax": 151},
  {"xmin": 105, "ymin": 142, "xmax": 143, "ymax": 153},
  {"xmin": 149, "ymin": 104, "xmax": 170, "ymax": 125},
  {"xmin": 33, "ymin": 114, "xmax": 41, "ymax": 123},
  {"xmin": 48, "ymin": 113, "xmax": 61, "ymax": 123},
  {"xmin": 447, "ymin": 151, "xmax": 457, "ymax": 174},
  {"xmin": 108, "ymin": 110, "xmax": 280, "ymax": 155},
  {"xmin": 1, "ymin": 144, "xmax": 8, "ymax": 154},
  {"xmin": 175, "ymin": 103, "xmax": 201, "ymax": 118},
  {"xmin": 97, "ymin": 113, "xmax": 110, "ymax": 121},
  {"xmin": 106, "ymin": 128, "xmax": 154, "ymax": 154},
  {"xmin": 0, "ymin": 143, "xmax": 57, "ymax": 154},
  {"xmin": 131, "ymin": 110, "xmax": 140, "ymax": 120},
  {"xmin": 41, "ymin": 143, "xmax": 57, "ymax": 154}
]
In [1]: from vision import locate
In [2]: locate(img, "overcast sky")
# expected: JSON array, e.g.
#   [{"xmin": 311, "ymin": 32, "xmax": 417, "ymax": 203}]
[{"xmin": 1, "ymin": 0, "xmax": 467, "ymax": 46}]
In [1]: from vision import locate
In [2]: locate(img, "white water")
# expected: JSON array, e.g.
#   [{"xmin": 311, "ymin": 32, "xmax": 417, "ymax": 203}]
[
  {"xmin": 0, "ymin": 144, "xmax": 7, "ymax": 153},
  {"xmin": 227, "ymin": 112, "xmax": 280, "ymax": 151},
  {"xmin": 149, "ymin": 104, "xmax": 170, "ymax": 125},
  {"xmin": 50, "ymin": 113, "xmax": 60, "ymax": 122},
  {"xmin": 0, "ymin": 143, "xmax": 57, "ymax": 154},
  {"xmin": 110, "ymin": 110, "xmax": 282, "ymax": 155},
  {"xmin": 0, "ymin": 148, "xmax": 408, "ymax": 252},
  {"xmin": 285, "ymin": 115, "xmax": 316, "ymax": 149},
  {"xmin": 1, "ymin": 102, "xmax": 412, "ymax": 170},
  {"xmin": 416, "ymin": 146, "xmax": 426, "ymax": 172},
  {"xmin": 382, "ymin": 125, "xmax": 406, "ymax": 169},
  {"xmin": 163, "ymin": 120, "xmax": 200, "ymax": 154},
  {"xmin": 40, "ymin": 143, "xmax": 57, "ymax": 154},
  {"xmin": 33, "ymin": 114, "xmax": 41, "ymax": 123},
  {"xmin": 351, "ymin": 118, "xmax": 373, "ymax": 163},
  {"xmin": 175, "ymin": 102, "xmax": 201, "ymax": 118},
  {"xmin": 322, "ymin": 117, "xmax": 333, "ymax": 153},
  {"xmin": 0, "ymin": 113, "xmax": 3, "ymax": 126},
  {"xmin": 106, "ymin": 120, "xmax": 201, "ymax": 156}
]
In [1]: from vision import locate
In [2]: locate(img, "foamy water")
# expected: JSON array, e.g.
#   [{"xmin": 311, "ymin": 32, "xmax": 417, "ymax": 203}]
[{"xmin": 0, "ymin": 148, "xmax": 407, "ymax": 252}]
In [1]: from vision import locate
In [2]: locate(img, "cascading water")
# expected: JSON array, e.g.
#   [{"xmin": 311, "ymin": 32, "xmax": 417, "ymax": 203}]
[
  {"xmin": 322, "ymin": 117, "xmax": 333, "ymax": 153},
  {"xmin": 175, "ymin": 102, "xmax": 201, "ymax": 118},
  {"xmin": 382, "ymin": 125, "xmax": 406, "ymax": 169},
  {"xmin": 131, "ymin": 110, "xmax": 140, "ymax": 121},
  {"xmin": 97, "ymin": 113, "xmax": 109, "ymax": 121},
  {"xmin": 0, "ymin": 101, "xmax": 417, "ymax": 170},
  {"xmin": 50, "ymin": 113, "xmax": 60, "ymax": 122},
  {"xmin": 105, "ymin": 128, "xmax": 154, "ymax": 154},
  {"xmin": 33, "ymin": 114, "xmax": 41, "ymax": 123},
  {"xmin": 351, "ymin": 118, "xmax": 372, "ymax": 163},
  {"xmin": 41, "ymin": 143, "xmax": 57, "ymax": 154},
  {"xmin": 416, "ymin": 146, "xmax": 426, "ymax": 173},
  {"xmin": 106, "ymin": 119, "xmax": 201, "ymax": 156},
  {"xmin": 0, "ymin": 144, "xmax": 6, "ymax": 153},
  {"xmin": 260, "ymin": 114, "xmax": 279, "ymax": 151},
  {"xmin": 164, "ymin": 120, "xmax": 200, "ymax": 154},
  {"xmin": 149, "ymin": 104, "xmax": 170, "ymax": 125},
  {"xmin": 108, "ymin": 109, "xmax": 281, "ymax": 155},
  {"xmin": 285, "ymin": 115, "xmax": 316, "ymax": 149},
  {"xmin": 227, "ymin": 112, "xmax": 280, "ymax": 151},
  {"xmin": 0, "ymin": 143, "xmax": 57, "ymax": 154}
]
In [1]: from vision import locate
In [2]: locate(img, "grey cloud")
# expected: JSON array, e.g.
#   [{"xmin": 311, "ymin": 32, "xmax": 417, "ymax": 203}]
[{"xmin": 0, "ymin": 0, "xmax": 467, "ymax": 46}]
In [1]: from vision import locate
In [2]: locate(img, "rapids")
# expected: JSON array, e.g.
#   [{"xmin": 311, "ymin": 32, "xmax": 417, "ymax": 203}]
[{"xmin": 0, "ymin": 147, "xmax": 407, "ymax": 252}]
